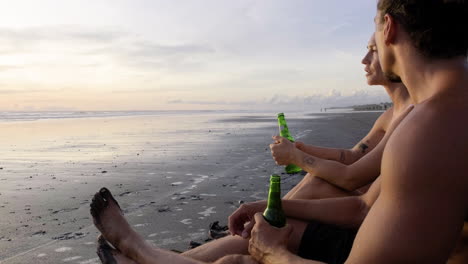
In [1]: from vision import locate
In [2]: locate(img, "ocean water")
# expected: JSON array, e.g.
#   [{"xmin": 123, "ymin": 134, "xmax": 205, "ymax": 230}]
[
  {"xmin": 0, "ymin": 110, "xmax": 315, "ymax": 166},
  {"xmin": 0, "ymin": 110, "xmax": 253, "ymax": 122}
]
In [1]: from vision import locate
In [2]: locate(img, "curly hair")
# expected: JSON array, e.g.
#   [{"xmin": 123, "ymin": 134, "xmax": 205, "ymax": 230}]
[{"xmin": 377, "ymin": 0, "xmax": 468, "ymax": 59}]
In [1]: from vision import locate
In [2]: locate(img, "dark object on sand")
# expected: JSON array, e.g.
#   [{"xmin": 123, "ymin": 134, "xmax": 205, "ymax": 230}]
[
  {"xmin": 209, "ymin": 221, "xmax": 229, "ymax": 239},
  {"xmin": 189, "ymin": 240, "xmax": 202, "ymax": 249}
]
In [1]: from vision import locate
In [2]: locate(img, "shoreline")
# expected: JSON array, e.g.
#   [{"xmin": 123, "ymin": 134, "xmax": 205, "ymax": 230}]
[{"xmin": 0, "ymin": 111, "xmax": 380, "ymax": 263}]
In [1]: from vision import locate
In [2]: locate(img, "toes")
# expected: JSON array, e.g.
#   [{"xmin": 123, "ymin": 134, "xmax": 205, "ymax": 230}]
[
  {"xmin": 100, "ymin": 188, "xmax": 122, "ymax": 210},
  {"xmin": 90, "ymin": 189, "xmax": 108, "ymax": 224},
  {"xmin": 95, "ymin": 192, "xmax": 107, "ymax": 207},
  {"xmin": 97, "ymin": 238, "xmax": 117, "ymax": 264},
  {"xmin": 97, "ymin": 247, "xmax": 117, "ymax": 264},
  {"xmin": 97, "ymin": 235, "xmax": 108, "ymax": 247}
]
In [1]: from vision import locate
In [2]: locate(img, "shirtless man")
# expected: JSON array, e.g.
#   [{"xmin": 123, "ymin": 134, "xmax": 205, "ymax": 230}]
[
  {"xmin": 245, "ymin": 0, "xmax": 468, "ymax": 263},
  {"xmin": 283, "ymin": 33, "xmax": 412, "ymax": 200},
  {"xmin": 90, "ymin": 0, "xmax": 467, "ymax": 263}
]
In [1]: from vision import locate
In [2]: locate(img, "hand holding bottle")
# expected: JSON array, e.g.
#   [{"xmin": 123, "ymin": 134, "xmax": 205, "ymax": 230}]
[
  {"xmin": 276, "ymin": 113, "xmax": 302, "ymax": 174},
  {"xmin": 248, "ymin": 213, "xmax": 293, "ymax": 264},
  {"xmin": 270, "ymin": 135, "xmax": 300, "ymax": 166},
  {"xmin": 228, "ymin": 201, "xmax": 266, "ymax": 238}
]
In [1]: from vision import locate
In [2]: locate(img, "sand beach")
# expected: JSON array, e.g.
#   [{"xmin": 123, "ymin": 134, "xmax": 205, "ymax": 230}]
[{"xmin": 0, "ymin": 110, "xmax": 381, "ymax": 264}]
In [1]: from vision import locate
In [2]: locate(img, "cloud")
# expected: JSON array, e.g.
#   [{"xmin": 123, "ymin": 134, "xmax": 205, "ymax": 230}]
[
  {"xmin": 0, "ymin": 25, "xmax": 216, "ymax": 73},
  {"xmin": 165, "ymin": 89, "xmax": 390, "ymax": 111},
  {"xmin": 0, "ymin": 88, "xmax": 55, "ymax": 94},
  {"xmin": 167, "ymin": 99, "xmax": 231, "ymax": 105},
  {"xmin": 108, "ymin": 40, "xmax": 216, "ymax": 72},
  {"xmin": 0, "ymin": 26, "xmax": 123, "ymax": 54},
  {"xmin": 0, "ymin": 65, "xmax": 23, "ymax": 71},
  {"xmin": 266, "ymin": 90, "xmax": 391, "ymax": 109}
]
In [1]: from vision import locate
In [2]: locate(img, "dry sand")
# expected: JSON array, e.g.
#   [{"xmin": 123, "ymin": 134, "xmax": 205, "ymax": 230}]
[{"xmin": 0, "ymin": 111, "xmax": 381, "ymax": 264}]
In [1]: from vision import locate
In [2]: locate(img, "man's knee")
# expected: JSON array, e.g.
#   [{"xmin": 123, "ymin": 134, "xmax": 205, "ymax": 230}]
[
  {"xmin": 303, "ymin": 173, "xmax": 329, "ymax": 187},
  {"xmin": 288, "ymin": 173, "xmax": 350, "ymax": 200}
]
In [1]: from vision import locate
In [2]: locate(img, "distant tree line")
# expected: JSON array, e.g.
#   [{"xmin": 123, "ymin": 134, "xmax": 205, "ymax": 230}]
[
  {"xmin": 322, "ymin": 102, "xmax": 393, "ymax": 112},
  {"xmin": 352, "ymin": 102, "xmax": 393, "ymax": 111}
]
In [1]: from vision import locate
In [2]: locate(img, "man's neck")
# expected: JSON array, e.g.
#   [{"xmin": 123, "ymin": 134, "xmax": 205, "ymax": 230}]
[
  {"xmin": 382, "ymin": 82, "xmax": 410, "ymax": 112},
  {"xmin": 394, "ymin": 47, "xmax": 468, "ymax": 104}
]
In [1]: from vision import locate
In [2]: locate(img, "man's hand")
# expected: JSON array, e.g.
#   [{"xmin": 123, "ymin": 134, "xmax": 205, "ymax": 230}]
[
  {"xmin": 228, "ymin": 201, "xmax": 266, "ymax": 238},
  {"xmin": 248, "ymin": 213, "xmax": 293, "ymax": 263},
  {"xmin": 270, "ymin": 136, "xmax": 299, "ymax": 165},
  {"xmin": 294, "ymin": 141, "xmax": 306, "ymax": 151}
]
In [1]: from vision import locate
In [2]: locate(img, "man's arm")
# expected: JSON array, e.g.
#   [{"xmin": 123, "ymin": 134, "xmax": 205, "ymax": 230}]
[
  {"xmin": 296, "ymin": 108, "xmax": 391, "ymax": 164},
  {"xmin": 272, "ymin": 137, "xmax": 381, "ymax": 191},
  {"xmin": 271, "ymin": 106, "xmax": 411, "ymax": 191},
  {"xmin": 291, "ymin": 144, "xmax": 382, "ymax": 191},
  {"xmin": 345, "ymin": 110, "xmax": 467, "ymax": 263},
  {"xmin": 282, "ymin": 178, "xmax": 381, "ymax": 228},
  {"xmin": 229, "ymin": 179, "xmax": 381, "ymax": 237}
]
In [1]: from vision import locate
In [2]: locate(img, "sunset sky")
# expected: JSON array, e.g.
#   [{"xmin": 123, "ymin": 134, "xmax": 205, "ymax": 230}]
[{"xmin": 0, "ymin": 0, "xmax": 387, "ymax": 111}]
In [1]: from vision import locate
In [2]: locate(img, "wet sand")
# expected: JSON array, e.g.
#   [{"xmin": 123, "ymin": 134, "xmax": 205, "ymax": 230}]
[{"xmin": 0, "ymin": 111, "xmax": 381, "ymax": 264}]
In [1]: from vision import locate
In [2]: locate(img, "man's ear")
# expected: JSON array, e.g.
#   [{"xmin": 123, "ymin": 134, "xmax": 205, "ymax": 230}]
[{"xmin": 383, "ymin": 14, "xmax": 397, "ymax": 45}]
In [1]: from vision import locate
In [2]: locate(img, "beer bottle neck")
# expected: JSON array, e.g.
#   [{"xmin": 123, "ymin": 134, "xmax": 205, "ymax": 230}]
[
  {"xmin": 266, "ymin": 181, "xmax": 282, "ymax": 209},
  {"xmin": 277, "ymin": 116, "xmax": 294, "ymax": 142}
]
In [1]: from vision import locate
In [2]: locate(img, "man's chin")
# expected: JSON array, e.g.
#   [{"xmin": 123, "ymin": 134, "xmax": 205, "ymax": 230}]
[
  {"xmin": 367, "ymin": 78, "xmax": 379, "ymax": 86},
  {"xmin": 385, "ymin": 72, "xmax": 402, "ymax": 83}
]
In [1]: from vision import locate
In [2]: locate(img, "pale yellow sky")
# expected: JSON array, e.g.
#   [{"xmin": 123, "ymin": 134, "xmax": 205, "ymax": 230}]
[{"xmin": 0, "ymin": 0, "xmax": 388, "ymax": 111}]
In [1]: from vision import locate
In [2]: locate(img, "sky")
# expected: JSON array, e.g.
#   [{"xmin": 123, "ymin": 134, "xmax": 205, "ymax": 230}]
[{"xmin": 0, "ymin": 0, "xmax": 387, "ymax": 112}]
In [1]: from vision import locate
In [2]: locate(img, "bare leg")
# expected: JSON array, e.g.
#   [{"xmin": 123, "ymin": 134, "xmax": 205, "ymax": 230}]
[
  {"xmin": 284, "ymin": 173, "xmax": 355, "ymax": 200},
  {"xmin": 97, "ymin": 235, "xmax": 138, "ymax": 264},
  {"xmin": 91, "ymin": 188, "xmax": 308, "ymax": 263},
  {"xmin": 91, "ymin": 188, "xmax": 205, "ymax": 264},
  {"xmin": 182, "ymin": 218, "xmax": 308, "ymax": 262},
  {"xmin": 90, "ymin": 188, "xmax": 147, "ymax": 259}
]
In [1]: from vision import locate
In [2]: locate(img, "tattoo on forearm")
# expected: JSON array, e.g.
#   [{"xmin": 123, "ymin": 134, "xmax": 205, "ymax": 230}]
[
  {"xmin": 339, "ymin": 150, "xmax": 345, "ymax": 162},
  {"xmin": 303, "ymin": 156, "xmax": 316, "ymax": 166},
  {"xmin": 359, "ymin": 143, "xmax": 369, "ymax": 153}
]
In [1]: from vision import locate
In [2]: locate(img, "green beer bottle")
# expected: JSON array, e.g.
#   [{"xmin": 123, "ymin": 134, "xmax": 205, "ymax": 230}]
[
  {"xmin": 263, "ymin": 174, "xmax": 286, "ymax": 228},
  {"xmin": 277, "ymin": 113, "xmax": 302, "ymax": 174}
]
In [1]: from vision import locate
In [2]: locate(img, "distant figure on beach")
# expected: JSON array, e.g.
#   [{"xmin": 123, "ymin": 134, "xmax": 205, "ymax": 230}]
[{"xmin": 89, "ymin": 0, "xmax": 468, "ymax": 263}]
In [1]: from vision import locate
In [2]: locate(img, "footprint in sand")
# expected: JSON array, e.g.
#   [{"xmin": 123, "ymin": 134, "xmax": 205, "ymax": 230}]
[
  {"xmin": 198, "ymin": 207, "xmax": 216, "ymax": 217},
  {"xmin": 63, "ymin": 256, "xmax": 82, "ymax": 262},
  {"xmin": 55, "ymin": 246, "xmax": 72, "ymax": 252},
  {"xmin": 200, "ymin": 193, "xmax": 217, "ymax": 197},
  {"xmin": 180, "ymin": 219, "xmax": 192, "ymax": 225},
  {"xmin": 77, "ymin": 258, "xmax": 100, "ymax": 264}
]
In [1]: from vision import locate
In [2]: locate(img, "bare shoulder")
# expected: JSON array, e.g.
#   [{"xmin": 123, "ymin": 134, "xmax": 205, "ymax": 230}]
[
  {"xmin": 346, "ymin": 101, "xmax": 468, "ymax": 264},
  {"xmin": 384, "ymin": 100, "xmax": 468, "ymax": 196},
  {"xmin": 373, "ymin": 107, "xmax": 394, "ymax": 132}
]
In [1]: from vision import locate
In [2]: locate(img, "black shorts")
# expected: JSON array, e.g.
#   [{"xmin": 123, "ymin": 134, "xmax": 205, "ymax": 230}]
[{"xmin": 298, "ymin": 221, "xmax": 357, "ymax": 264}]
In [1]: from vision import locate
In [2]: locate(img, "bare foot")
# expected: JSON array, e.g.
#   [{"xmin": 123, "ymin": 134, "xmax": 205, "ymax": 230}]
[
  {"xmin": 97, "ymin": 235, "xmax": 138, "ymax": 264},
  {"xmin": 90, "ymin": 188, "xmax": 145, "ymax": 258}
]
